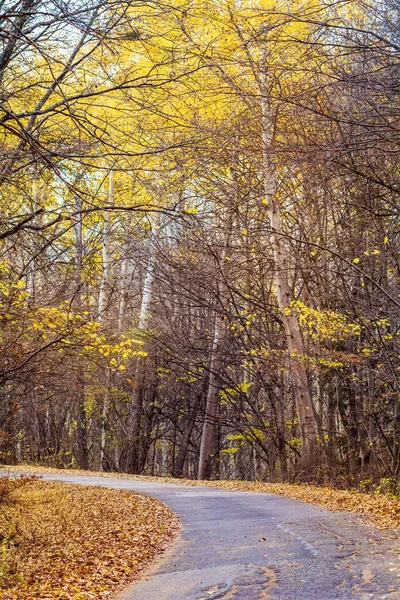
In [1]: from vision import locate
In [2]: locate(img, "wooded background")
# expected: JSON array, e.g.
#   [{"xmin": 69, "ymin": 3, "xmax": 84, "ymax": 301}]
[{"xmin": 1, "ymin": 0, "xmax": 399, "ymax": 485}]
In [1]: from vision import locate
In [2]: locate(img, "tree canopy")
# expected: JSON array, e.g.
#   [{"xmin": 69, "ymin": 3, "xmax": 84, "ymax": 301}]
[{"xmin": 1, "ymin": 0, "xmax": 399, "ymax": 485}]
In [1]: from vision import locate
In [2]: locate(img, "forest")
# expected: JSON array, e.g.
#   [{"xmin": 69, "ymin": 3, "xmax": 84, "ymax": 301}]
[{"xmin": 1, "ymin": 0, "xmax": 399, "ymax": 487}]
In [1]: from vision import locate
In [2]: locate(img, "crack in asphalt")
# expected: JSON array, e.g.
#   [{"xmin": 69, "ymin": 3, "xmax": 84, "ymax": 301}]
[
  {"xmin": 197, "ymin": 565, "xmax": 277, "ymax": 600},
  {"xmin": 276, "ymin": 522, "xmax": 320, "ymax": 559}
]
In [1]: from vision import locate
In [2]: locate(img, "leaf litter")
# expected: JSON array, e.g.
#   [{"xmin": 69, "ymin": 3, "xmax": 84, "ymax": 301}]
[{"xmin": 0, "ymin": 475, "xmax": 179, "ymax": 599}]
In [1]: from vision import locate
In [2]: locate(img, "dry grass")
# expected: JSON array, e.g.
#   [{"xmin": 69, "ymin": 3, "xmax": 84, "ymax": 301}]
[
  {"xmin": 4, "ymin": 464, "xmax": 400, "ymax": 530},
  {"xmin": 0, "ymin": 475, "xmax": 179, "ymax": 600}
]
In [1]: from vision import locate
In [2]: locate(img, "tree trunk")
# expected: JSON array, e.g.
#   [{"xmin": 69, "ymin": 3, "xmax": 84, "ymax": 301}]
[
  {"xmin": 173, "ymin": 389, "xmax": 202, "ymax": 478},
  {"xmin": 392, "ymin": 390, "xmax": 400, "ymax": 478},
  {"xmin": 76, "ymin": 370, "xmax": 88, "ymax": 470},
  {"xmin": 118, "ymin": 255, "xmax": 129, "ymax": 332},
  {"xmin": 336, "ymin": 374, "xmax": 358, "ymax": 476},
  {"xmin": 259, "ymin": 40, "xmax": 318, "ymax": 472},
  {"xmin": 198, "ymin": 313, "xmax": 224, "ymax": 480},
  {"xmin": 98, "ymin": 171, "xmax": 113, "ymax": 319},
  {"xmin": 73, "ymin": 194, "xmax": 89, "ymax": 469},
  {"xmin": 197, "ymin": 201, "xmax": 233, "ymax": 480},
  {"xmin": 127, "ymin": 216, "xmax": 159, "ymax": 473},
  {"xmin": 99, "ymin": 171, "xmax": 113, "ymax": 471}
]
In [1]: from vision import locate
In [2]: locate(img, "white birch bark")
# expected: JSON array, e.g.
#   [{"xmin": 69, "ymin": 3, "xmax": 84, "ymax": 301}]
[
  {"xmin": 198, "ymin": 311, "xmax": 224, "ymax": 479},
  {"xmin": 118, "ymin": 217, "xmax": 132, "ymax": 332},
  {"xmin": 98, "ymin": 171, "xmax": 113, "ymax": 319},
  {"xmin": 73, "ymin": 194, "xmax": 88, "ymax": 469},
  {"xmin": 128, "ymin": 214, "xmax": 160, "ymax": 472},
  {"xmin": 99, "ymin": 171, "xmax": 114, "ymax": 470},
  {"xmin": 138, "ymin": 245, "xmax": 156, "ymax": 330},
  {"xmin": 28, "ymin": 169, "xmax": 42, "ymax": 300},
  {"xmin": 118, "ymin": 255, "xmax": 129, "ymax": 332},
  {"xmin": 198, "ymin": 208, "xmax": 232, "ymax": 480}
]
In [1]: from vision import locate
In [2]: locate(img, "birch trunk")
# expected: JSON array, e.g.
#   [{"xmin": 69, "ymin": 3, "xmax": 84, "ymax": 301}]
[
  {"xmin": 99, "ymin": 171, "xmax": 113, "ymax": 470},
  {"xmin": 260, "ymin": 43, "xmax": 318, "ymax": 471},
  {"xmin": 73, "ymin": 195, "xmax": 89, "ymax": 469},
  {"xmin": 137, "ymin": 234, "xmax": 157, "ymax": 330},
  {"xmin": 98, "ymin": 171, "xmax": 113, "ymax": 319},
  {"xmin": 118, "ymin": 215, "xmax": 132, "ymax": 332},
  {"xmin": 198, "ymin": 313, "xmax": 224, "ymax": 479},
  {"xmin": 118, "ymin": 256, "xmax": 129, "ymax": 332},
  {"xmin": 29, "ymin": 170, "xmax": 41, "ymax": 300},
  {"xmin": 127, "ymin": 216, "xmax": 159, "ymax": 473},
  {"xmin": 198, "ymin": 206, "xmax": 232, "ymax": 480}
]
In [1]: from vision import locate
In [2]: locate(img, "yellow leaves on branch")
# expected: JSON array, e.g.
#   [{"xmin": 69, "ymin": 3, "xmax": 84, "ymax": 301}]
[
  {"xmin": 0, "ymin": 265, "xmax": 146, "ymax": 370},
  {"xmin": 30, "ymin": 305, "xmax": 146, "ymax": 368},
  {"xmin": 237, "ymin": 301, "xmax": 365, "ymax": 371},
  {"xmin": 219, "ymin": 381, "xmax": 253, "ymax": 404},
  {"xmin": 288, "ymin": 301, "xmax": 361, "ymax": 342},
  {"xmin": 0, "ymin": 477, "xmax": 179, "ymax": 600}
]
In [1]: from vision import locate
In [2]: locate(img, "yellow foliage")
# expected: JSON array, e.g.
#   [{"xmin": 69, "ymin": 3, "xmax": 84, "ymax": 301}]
[{"xmin": 289, "ymin": 301, "xmax": 362, "ymax": 342}]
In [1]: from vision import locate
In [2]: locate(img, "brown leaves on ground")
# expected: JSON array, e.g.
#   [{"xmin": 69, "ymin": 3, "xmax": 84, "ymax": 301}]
[
  {"xmin": 5, "ymin": 464, "xmax": 400, "ymax": 530},
  {"xmin": 0, "ymin": 475, "xmax": 179, "ymax": 599}
]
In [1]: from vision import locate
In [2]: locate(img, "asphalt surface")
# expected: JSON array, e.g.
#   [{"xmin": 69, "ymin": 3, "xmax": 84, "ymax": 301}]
[{"xmin": 11, "ymin": 472, "xmax": 400, "ymax": 599}]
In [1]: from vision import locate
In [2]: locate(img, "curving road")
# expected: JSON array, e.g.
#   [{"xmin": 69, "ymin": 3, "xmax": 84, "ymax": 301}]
[{"xmin": 17, "ymin": 473, "xmax": 400, "ymax": 599}]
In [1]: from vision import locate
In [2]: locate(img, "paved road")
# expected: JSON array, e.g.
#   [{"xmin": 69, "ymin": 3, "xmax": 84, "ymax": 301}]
[{"xmin": 14, "ymin": 473, "xmax": 400, "ymax": 599}]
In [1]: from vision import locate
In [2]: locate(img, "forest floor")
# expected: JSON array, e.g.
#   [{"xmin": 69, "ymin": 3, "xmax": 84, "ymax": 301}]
[
  {"xmin": 0, "ymin": 474, "xmax": 179, "ymax": 600},
  {"xmin": 4, "ymin": 464, "xmax": 400, "ymax": 529},
  {"xmin": 3, "ymin": 469, "xmax": 400, "ymax": 600}
]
